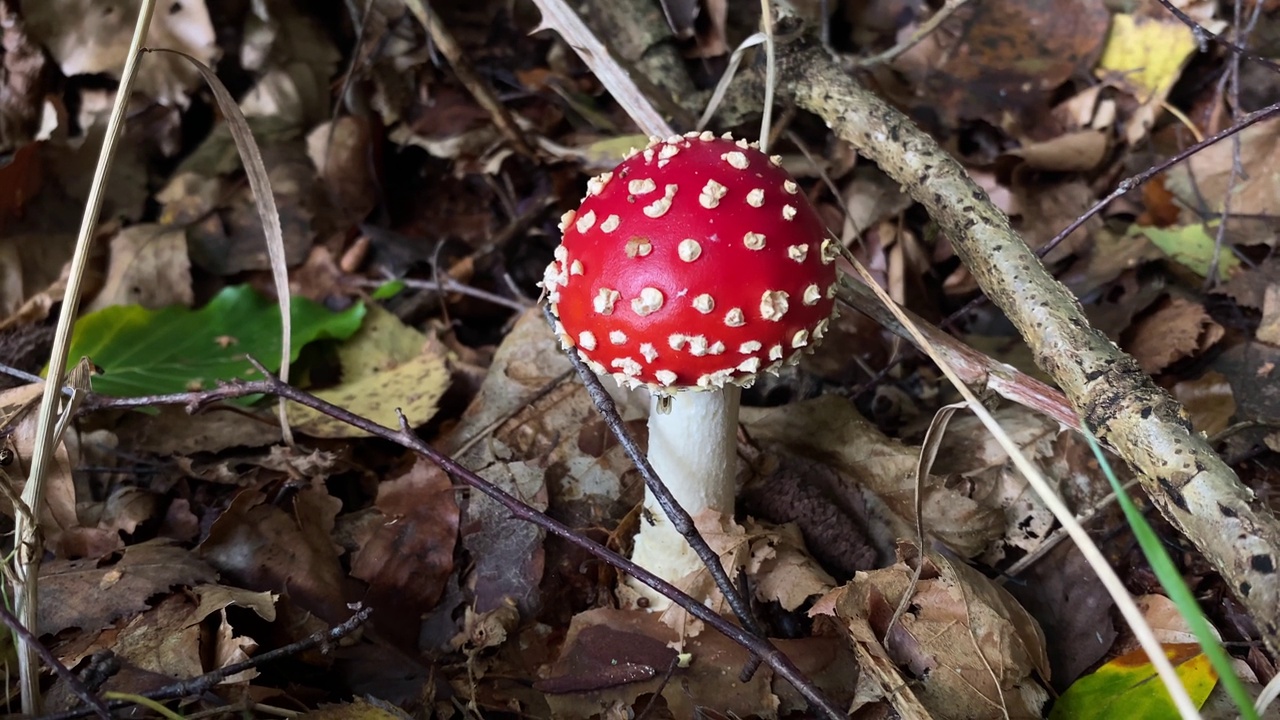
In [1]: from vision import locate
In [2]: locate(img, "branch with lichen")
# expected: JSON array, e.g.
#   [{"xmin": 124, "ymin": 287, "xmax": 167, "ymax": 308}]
[{"xmin": 771, "ymin": 23, "xmax": 1280, "ymax": 657}]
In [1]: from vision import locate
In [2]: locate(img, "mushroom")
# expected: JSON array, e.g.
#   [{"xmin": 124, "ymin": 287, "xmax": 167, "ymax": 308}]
[{"xmin": 542, "ymin": 132, "xmax": 838, "ymax": 607}]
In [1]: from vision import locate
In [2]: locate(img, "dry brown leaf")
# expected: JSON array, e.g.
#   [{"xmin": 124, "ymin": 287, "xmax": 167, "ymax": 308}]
[
  {"xmin": 543, "ymin": 607, "xmax": 858, "ymax": 718},
  {"xmin": 198, "ymin": 484, "xmax": 355, "ymax": 623},
  {"xmin": 933, "ymin": 406, "xmax": 1062, "ymax": 567},
  {"xmin": 741, "ymin": 395, "xmax": 1005, "ymax": 558},
  {"xmin": 85, "ymin": 224, "xmax": 193, "ymax": 312},
  {"xmin": 23, "ymin": 0, "xmax": 217, "ymax": 105},
  {"xmin": 306, "ymin": 115, "xmax": 377, "ymax": 224},
  {"xmin": 1165, "ymin": 115, "xmax": 1280, "ymax": 219},
  {"xmin": 1004, "ymin": 542, "xmax": 1117, "ymax": 691},
  {"xmin": 1125, "ymin": 296, "xmax": 1224, "ymax": 374},
  {"xmin": 819, "ymin": 543, "xmax": 1050, "ymax": 719},
  {"xmin": 351, "ymin": 456, "xmax": 459, "ymax": 645},
  {"xmin": 1172, "ymin": 371, "xmax": 1237, "ymax": 437},
  {"xmin": 891, "ymin": 0, "xmax": 1109, "ymax": 128},
  {"xmin": 745, "ymin": 519, "xmax": 837, "ymax": 611},
  {"xmin": 38, "ymin": 539, "xmax": 217, "ymax": 635}
]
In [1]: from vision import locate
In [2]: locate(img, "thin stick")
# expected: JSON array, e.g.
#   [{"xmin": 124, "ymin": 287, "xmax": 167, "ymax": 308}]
[
  {"xmin": 39, "ymin": 607, "xmax": 373, "ymax": 720},
  {"xmin": 406, "ymin": 0, "xmax": 535, "ymax": 156},
  {"xmin": 852, "ymin": 0, "xmax": 970, "ymax": 68},
  {"xmin": 14, "ymin": 1, "xmax": 158, "ymax": 713},
  {"xmin": 0, "ymin": 601, "xmax": 109, "ymax": 718}
]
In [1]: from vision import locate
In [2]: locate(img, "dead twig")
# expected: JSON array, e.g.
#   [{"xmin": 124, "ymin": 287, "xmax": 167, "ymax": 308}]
[
  {"xmin": 38, "ymin": 606, "xmax": 374, "ymax": 720},
  {"xmin": 0, "ymin": 601, "xmax": 110, "ymax": 719},
  {"xmin": 850, "ymin": 0, "xmax": 971, "ymax": 68},
  {"xmin": 405, "ymin": 0, "xmax": 536, "ymax": 157}
]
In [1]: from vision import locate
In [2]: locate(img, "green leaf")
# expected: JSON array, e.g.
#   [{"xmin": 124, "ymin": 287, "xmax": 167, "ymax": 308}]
[
  {"xmin": 1134, "ymin": 223, "xmax": 1240, "ymax": 281},
  {"xmin": 62, "ymin": 285, "xmax": 366, "ymax": 397},
  {"xmin": 1051, "ymin": 644, "xmax": 1218, "ymax": 720},
  {"xmin": 370, "ymin": 279, "xmax": 406, "ymax": 300}
]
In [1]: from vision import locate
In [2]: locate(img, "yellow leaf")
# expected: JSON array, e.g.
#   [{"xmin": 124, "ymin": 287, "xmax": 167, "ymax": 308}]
[
  {"xmin": 1097, "ymin": 14, "xmax": 1197, "ymax": 100},
  {"xmin": 287, "ymin": 304, "xmax": 449, "ymax": 438},
  {"xmin": 1051, "ymin": 644, "xmax": 1218, "ymax": 719}
]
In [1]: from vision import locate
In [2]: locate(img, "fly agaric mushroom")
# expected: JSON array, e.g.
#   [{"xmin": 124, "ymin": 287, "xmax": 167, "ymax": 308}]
[{"xmin": 541, "ymin": 131, "xmax": 838, "ymax": 606}]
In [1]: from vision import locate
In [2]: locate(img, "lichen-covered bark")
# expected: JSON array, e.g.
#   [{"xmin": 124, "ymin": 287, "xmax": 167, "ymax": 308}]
[{"xmin": 778, "ymin": 35, "xmax": 1280, "ymax": 654}]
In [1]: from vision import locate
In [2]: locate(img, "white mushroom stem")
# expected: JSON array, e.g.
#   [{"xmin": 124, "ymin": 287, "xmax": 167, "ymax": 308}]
[{"xmin": 627, "ymin": 385, "xmax": 741, "ymax": 609}]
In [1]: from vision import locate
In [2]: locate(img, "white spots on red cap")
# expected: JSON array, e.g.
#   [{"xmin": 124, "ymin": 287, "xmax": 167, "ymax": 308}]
[
  {"xmin": 558, "ymin": 210, "xmax": 576, "ymax": 233},
  {"xmin": 743, "ymin": 232, "xmax": 766, "ymax": 250},
  {"xmin": 820, "ymin": 237, "xmax": 838, "ymax": 264},
  {"xmin": 612, "ymin": 357, "xmax": 642, "ymax": 376},
  {"xmin": 826, "ymin": 283, "xmax": 838, "ymax": 299},
  {"xmin": 760, "ymin": 290, "xmax": 789, "ymax": 321},
  {"xmin": 643, "ymin": 184, "xmax": 677, "ymax": 218},
  {"xmin": 746, "ymin": 188, "xmax": 764, "ymax": 208},
  {"xmin": 655, "ymin": 369, "xmax": 678, "ymax": 386},
  {"xmin": 609, "ymin": 330, "xmax": 627, "ymax": 345},
  {"xmin": 600, "ymin": 214, "xmax": 620, "ymax": 233},
  {"xmin": 737, "ymin": 357, "xmax": 761, "ymax": 373},
  {"xmin": 668, "ymin": 333, "xmax": 686, "ymax": 350},
  {"xmin": 783, "ymin": 179, "xmax": 798, "ymax": 194},
  {"xmin": 803, "ymin": 284, "xmax": 821, "ymax": 305},
  {"xmin": 642, "ymin": 148, "xmax": 655, "ymax": 163},
  {"xmin": 721, "ymin": 151, "xmax": 749, "ymax": 170},
  {"xmin": 553, "ymin": 246, "xmax": 568, "ymax": 262},
  {"xmin": 594, "ymin": 287, "xmax": 620, "ymax": 314},
  {"xmin": 788, "ymin": 244, "xmax": 809, "ymax": 262},
  {"xmin": 782, "ymin": 205, "xmax": 797, "ymax": 221},
  {"xmin": 587, "ymin": 359, "xmax": 607, "ymax": 375},
  {"xmin": 814, "ymin": 318, "xmax": 830, "ymax": 340},
  {"xmin": 687, "ymin": 335, "xmax": 709, "ymax": 356},
  {"xmin": 632, "ymin": 287, "xmax": 664, "ymax": 316},
  {"xmin": 791, "ymin": 329, "xmax": 809, "ymax": 348},
  {"xmin": 587, "ymin": 172, "xmax": 613, "ymax": 196},
  {"xmin": 578, "ymin": 331, "xmax": 597, "ymax": 350},
  {"xmin": 700, "ymin": 130, "xmax": 715, "ymax": 141},
  {"xmin": 769, "ymin": 155, "xmax": 783, "ymax": 167},
  {"xmin": 699, "ymin": 180, "xmax": 727, "ymax": 209},
  {"xmin": 724, "ymin": 308, "xmax": 745, "ymax": 327},
  {"xmin": 625, "ymin": 237, "xmax": 653, "ymax": 258},
  {"xmin": 709, "ymin": 341, "xmax": 726, "ymax": 355},
  {"xmin": 570, "ymin": 260, "xmax": 583, "ymax": 275},
  {"xmin": 692, "ymin": 293, "xmax": 715, "ymax": 314},
  {"xmin": 739, "ymin": 340, "xmax": 762, "ymax": 354},
  {"xmin": 769, "ymin": 344, "xmax": 783, "ymax": 361},
  {"xmin": 735, "ymin": 138, "xmax": 750, "ymax": 150},
  {"xmin": 639, "ymin": 343, "xmax": 659, "ymax": 363},
  {"xmin": 629, "ymin": 178, "xmax": 656, "ymax": 195},
  {"xmin": 678, "ymin": 238, "xmax": 702, "ymax": 262},
  {"xmin": 659, "ymin": 144, "xmax": 680, "ymax": 161}
]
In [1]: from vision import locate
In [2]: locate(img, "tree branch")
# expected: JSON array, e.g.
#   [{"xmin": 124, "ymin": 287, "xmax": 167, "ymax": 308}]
[{"xmin": 774, "ymin": 23, "xmax": 1280, "ymax": 656}]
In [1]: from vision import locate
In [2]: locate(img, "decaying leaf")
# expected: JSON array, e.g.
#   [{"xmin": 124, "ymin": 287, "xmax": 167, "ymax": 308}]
[
  {"xmin": 85, "ymin": 224, "xmax": 193, "ymax": 312},
  {"xmin": 23, "ymin": 0, "xmax": 217, "ymax": 105},
  {"xmin": 198, "ymin": 483, "xmax": 354, "ymax": 623},
  {"xmin": 741, "ymin": 395, "xmax": 1005, "ymax": 558},
  {"xmin": 38, "ymin": 540, "xmax": 217, "ymax": 635},
  {"xmin": 288, "ymin": 303, "xmax": 449, "ymax": 438},
  {"xmin": 351, "ymin": 456, "xmax": 459, "ymax": 643},
  {"xmin": 815, "ymin": 543, "xmax": 1050, "ymax": 718},
  {"xmin": 1125, "ymin": 296, "xmax": 1224, "ymax": 375},
  {"xmin": 543, "ymin": 607, "xmax": 857, "ymax": 718}
]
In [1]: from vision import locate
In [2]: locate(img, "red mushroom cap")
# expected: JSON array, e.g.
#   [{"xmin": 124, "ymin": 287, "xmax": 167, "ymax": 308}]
[{"xmin": 542, "ymin": 131, "xmax": 838, "ymax": 393}]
